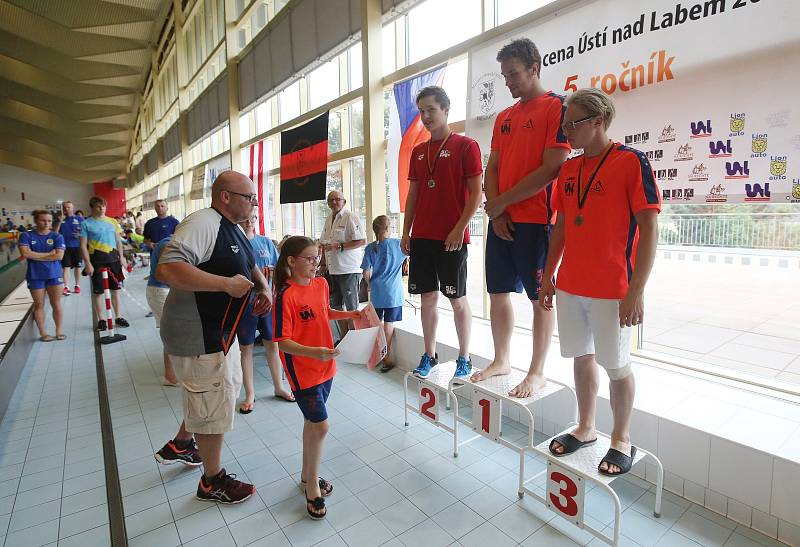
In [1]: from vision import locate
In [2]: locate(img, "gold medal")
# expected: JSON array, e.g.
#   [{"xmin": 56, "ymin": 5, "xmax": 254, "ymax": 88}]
[
  {"xmin": 425, "ymin": 133, "xmax": 452, "ymax": 190},
  {"xmin": 427, "ymin": 179, "xmax": 436, "ymax": 188}
]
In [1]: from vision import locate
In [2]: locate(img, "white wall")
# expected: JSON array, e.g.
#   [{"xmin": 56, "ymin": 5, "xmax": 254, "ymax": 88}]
[{"xmin": 0, "ymin": 164, "xmax": 93, "ymax": 226}]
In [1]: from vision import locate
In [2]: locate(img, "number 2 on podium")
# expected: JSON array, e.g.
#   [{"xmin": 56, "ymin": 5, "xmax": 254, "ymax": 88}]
[{"xmin": 419, "ymin": 384, "xmax": 438, "ymax": 423}]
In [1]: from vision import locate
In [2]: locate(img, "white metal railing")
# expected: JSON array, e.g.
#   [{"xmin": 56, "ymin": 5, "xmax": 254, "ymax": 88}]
[{"xmin": 658, "ymin": 213, "xmax": 800, "ymax": 251}]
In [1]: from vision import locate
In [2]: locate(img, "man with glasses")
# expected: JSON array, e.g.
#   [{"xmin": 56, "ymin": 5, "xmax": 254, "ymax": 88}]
[
  {"xmin": 153, "ymin": 170, "xmax": 271, "ymax": 504},
  {"xmin": 320, "ymin": 190, "xmax": 366, "ymax": 312},
  {"xmin": 472, "ymin": 38, "xmax": 571, "ymax": 398},
  {"xmin": 540, "ymin": 88, "xmax": 660, "ymax": 475}
]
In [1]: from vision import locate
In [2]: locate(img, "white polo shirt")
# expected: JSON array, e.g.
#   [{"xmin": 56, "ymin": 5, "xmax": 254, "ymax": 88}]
[{"xmin": 321, "ymin": 208, "xmax": 365, "ymax": 275}]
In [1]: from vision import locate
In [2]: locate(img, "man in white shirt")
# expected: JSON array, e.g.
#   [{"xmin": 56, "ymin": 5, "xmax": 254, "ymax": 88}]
[{"xmin": 320, "ymin": 190, "xmax": 366, "ymax": 311}]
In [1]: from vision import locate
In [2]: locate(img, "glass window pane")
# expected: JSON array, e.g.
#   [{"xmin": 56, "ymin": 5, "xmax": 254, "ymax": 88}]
[
  {"xmin": 255, "ymin": 101, "xmax": 271, "ymax": 134},
  {"xmin": 349, "ymin": 42, "xmax": 362, "ymax": 90},
  {"xmin": 311, "ymin": 163, "xmax": 344, "ymax": 238},
  {"xmin": 382, "ymin": 22, "xmax": 395, "ymax": 76},
  {"xmin": 279, "ymin": 81, "xmax": 301, "ymax": 123},
  {"xmin": 308, "ymin": 60, "xmax": 339, "ymax": 110},
  {"xmin": 281, "ymin": 202, "xmax": 305, "ymax": 236},
  {"xmin": 261, "ymin": 175, "xmax": 277, "ymax": 238},
  {"xmin": 349, "ymin": 100, "xmax": 363, "ymax": 148},
  {"xmin": 349, "ymin": 157, "xmax": 366, "ymax": 228},
  {"xmin": 408, "ymin": 0, "xmax": 481, "ymax": 64},
  {"xmin": 239, "ymin": 112, "xmax": 250, "ymax": 143},
  {"xmin": 442, "ymin": 58, "xmax": 468, "ymax": 122},
  {"xmin": 496, "ymin": 0, "xmax": 555, "ymax": 26},
  {"xmin": 205, "ymin": 1, "xmax": 214, "ymax": 53},
  {"xmin": 328, "ymin": 110, "xmax": 342, "ymax": 153}
]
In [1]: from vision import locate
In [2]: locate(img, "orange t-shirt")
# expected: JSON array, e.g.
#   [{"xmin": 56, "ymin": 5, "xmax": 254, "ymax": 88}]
[
  {"xmin": 551, "ymin": 143, "xmax": 661, "ymax": 299},
  {"xmin": 272, "ymin": 276, "xmax": 335, "ymax": 391},
  {"xmin": 491, "ymin": 91, "xmax": 571, "ymax": 223}
]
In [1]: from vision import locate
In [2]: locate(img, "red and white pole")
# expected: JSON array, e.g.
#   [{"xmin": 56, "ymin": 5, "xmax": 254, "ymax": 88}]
[{"xmin": 102, "ymin": 267, "xmax": 115, "ymax": 336}]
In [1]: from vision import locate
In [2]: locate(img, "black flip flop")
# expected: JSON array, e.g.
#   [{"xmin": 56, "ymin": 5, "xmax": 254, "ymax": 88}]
[
  {"xmin": 548, "ymin": 433, "xmax": 598, "ymax": 456},
  {"xmin": 306, "ymin": 496, "xmax": 326, "ymax": 520},
  {"xmin": 598, "ymin": 446, "xmax": 637, "ymax": 476}
]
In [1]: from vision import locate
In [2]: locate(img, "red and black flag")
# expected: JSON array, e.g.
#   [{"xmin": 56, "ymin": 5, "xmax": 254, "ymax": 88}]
[{"xmin": 279, "ymin": 111, "xmax": 329, "ymax": 204}]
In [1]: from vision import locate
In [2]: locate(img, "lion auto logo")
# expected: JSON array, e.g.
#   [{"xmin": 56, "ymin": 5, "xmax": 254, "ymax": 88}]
[
  {"xmin": 724, "ymin": 161, "xmax": 749, "ymax": 179},
  {"xmin": 705, "ymin": 184, "xmax": 727, "ymax": 203},
  {"xmin": 674, "ymin": 143, "xmax": 693, "ymax": 162},
  {"xmin": 688, "ymin": 163, "xmax": 709, "ymax": 181},
  {"xmin": 769, "ymin": 156, "xmax": 787, "ymax": 180},
  {"xmin": 729, "ymin": 113, "xmax": 745, "ymax": 136},
  {"xmin": 690, "ymin": 120, "xmax": 712, "ymax": 138},
  {"xmin": 658, "ymin": 124, "xmax": 676, "ymax": 143},
  {"xmin": 708, "ymin": 140, "xmax": 732, "ymax": 158},
  {"xmin": 751, "ymin": 133, "xmax": 768, "ymax": 158},
  {"xmin": 473, "ymin": 73, "xmax": 502, "ymax": 121},
  {"xmin": 788, "ymin": 179, "xmax": 800, "ymax": 203},
  {"xmin": 744, "ymin": 183, "xmax": 770, "ymax": 202}
]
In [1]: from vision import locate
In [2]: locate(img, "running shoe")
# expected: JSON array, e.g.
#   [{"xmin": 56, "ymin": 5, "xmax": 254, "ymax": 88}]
[
  {"xmin": 154, "ymin": 439, "xmax": 202, "ymax": 466},
  {"xmin": 73, "ymin": 285, "xmax": 81, "ymax": 294},
  {"xmin": 453, "ymin": 356, "xmax": 472, "ymax": 378},
  {"xmin": 96, "ymin": 320, "xmax": 107, "ymax": 331},
  {"xmin": 62, "ymin": 287, "xmax": 71, "ymax": 296},
  {"xmin": 196, "ymin": 468, "xmax": 255, "ymax": 504},
  {"xmin": 115, "ymin": 317, "xmax": 130, "ymax": 328},
  {"xmin": 413, "ymin": 353, "xmax": 438, "ymax": 379}
]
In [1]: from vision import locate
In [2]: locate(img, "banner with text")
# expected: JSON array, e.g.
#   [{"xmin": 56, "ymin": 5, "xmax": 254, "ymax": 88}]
[{"xmin": 467, "ymin": 0, "xmax": 800, "ymax": 204}]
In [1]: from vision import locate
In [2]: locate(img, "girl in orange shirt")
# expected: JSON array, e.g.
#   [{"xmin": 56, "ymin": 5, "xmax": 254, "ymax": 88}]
[{"xmin": 272, "ymin": 236, "xmax": 360, "ymax": 520}]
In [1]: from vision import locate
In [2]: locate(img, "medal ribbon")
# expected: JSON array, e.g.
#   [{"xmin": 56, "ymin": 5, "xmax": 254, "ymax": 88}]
[
  {"xmin": 576, "ymin": 142, "xmax": 615, "ymax": 213},
  {"xmin": 426, "ymin": 132, "xmax": 453, "ymax": 182}
]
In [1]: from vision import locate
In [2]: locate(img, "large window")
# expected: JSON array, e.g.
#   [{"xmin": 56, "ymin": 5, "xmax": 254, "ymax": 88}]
[
  {"xmin": 311, "ymin": 163, "xmax": 344, "ymax": 238},
  {"xmin": 308, "ymin": 60, "xmax": 340, "ymax": 110},
  {"xmin": 407, "ymin": 0, "xmax": 482, "ymax": 64}
]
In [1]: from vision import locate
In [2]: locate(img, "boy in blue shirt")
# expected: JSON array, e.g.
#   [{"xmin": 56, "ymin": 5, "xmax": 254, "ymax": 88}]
[
  {"xmin": 19, "ymin": 210, "xmax": 66, "ymax": 341},
  {"xmin": 58, "ymin": 201, "xmax": 83, "ymax": 296},
  {"xmin": 361, "ymin": 215, "xmax": 406, "ymax": 372}
]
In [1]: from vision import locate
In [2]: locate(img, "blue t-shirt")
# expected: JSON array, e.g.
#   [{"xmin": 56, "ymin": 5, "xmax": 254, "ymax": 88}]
[
  {"xmin": 148, "ymin": 236, "xmax": 171, "ymax": 288},
  {"xmin": 143, "ymin": 215, "xmax": 180, "ymax": 245},
  {"xmin": 249, "ymin": 235, "xmax": 279, "ymax": 288},
  {"xmin": 80, "ymin": 216, "xmax": 120, "ymax": 261},
  {"xmin": 19, "ymin": 231, "xmax": 65, "ymax": 280},
  {"xmin": 360, "ymin": 238, "xmax": 405, "ymax": 308},
  {"xmin": 58, "ymin": 215, "xmax": 83, "ymax": 248}
]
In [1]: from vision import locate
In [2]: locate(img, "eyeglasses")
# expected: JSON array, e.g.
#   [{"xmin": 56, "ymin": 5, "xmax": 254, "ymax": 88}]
[
  {"xmin": 327, "ymin": 197, "xmax": 344, "ymax": 203},
  {"xmin": 561, "ymin": 115, "xmax": 596, "ymax": 132},
  {"xmin": 296, "ymin": 255, "xmax": 322, "ymax": 264},
  {"xmin": 224, "ymin": 189, "xmax": 259, "ymax": 204}
]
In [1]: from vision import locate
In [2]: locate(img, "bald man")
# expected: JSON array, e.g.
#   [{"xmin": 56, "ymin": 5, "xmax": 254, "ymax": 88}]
[
  {"xmin": 153, "ymin": 171, "xmax": 271, "ymax": 504},
  {"xmin": 320, "ymin": 190, "xmax": 366, "ymax": 312}
]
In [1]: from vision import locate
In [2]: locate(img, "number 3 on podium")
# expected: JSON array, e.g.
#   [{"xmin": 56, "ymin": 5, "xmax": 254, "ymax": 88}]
[
  {"xmin": 418, "ymin": 383, "xmax": 439, "ymax": 423},
  {"xmin": 545, "ymin": 461, "xmax": 585, "ymax": 526},
  {"xmin": 471, "ymin": 391, "xmax": 501, "ymax": 440}
]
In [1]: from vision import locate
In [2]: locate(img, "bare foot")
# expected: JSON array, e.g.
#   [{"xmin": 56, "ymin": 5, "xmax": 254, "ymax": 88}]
[
  {"xmin": 274, "ymin": 389, "xmax": 295, "ymax": 402},
  {"xmin": 508, "ymin": 373, "xmax": 546, "ymax": 398},
  {"xmin": 550, "ymin": 426, "xmax": 596, "ymax": 455},
  {"xmin": 470, "ymin": 361, "xmax": 510, "ymax": 382},
  {"xmin": 599, "ymin": 439, "xmax": 632, "ymax": 474}
]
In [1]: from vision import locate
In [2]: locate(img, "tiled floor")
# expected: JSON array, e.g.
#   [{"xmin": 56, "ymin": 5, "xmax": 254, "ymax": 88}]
[
  {"xmin": 0, "ymin": 278, "xmax": 110, "ymax": 547},
  {"xmin": 0, "ymin": 270, "xmax": 792, "ymax": 546}
]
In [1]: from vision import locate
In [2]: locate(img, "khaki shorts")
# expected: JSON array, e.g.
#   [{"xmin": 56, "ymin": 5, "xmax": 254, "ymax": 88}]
[
  {"xmin": 145, "ymin": 286, "xmax": 169, "ymax": 328},
  {"xmin": 170, "ymin": 340, "xmax": 242, "ymax": 435}
]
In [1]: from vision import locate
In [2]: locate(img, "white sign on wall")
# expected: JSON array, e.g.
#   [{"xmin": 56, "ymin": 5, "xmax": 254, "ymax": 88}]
[{"xmin": 467, "ymin": 0, "xmax": 800, "ymax": 204}]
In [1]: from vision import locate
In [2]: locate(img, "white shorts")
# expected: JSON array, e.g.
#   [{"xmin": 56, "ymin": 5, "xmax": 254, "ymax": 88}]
[
  {"xmin": 145, "ymin": 286, "xmax": 169, "ymax": 328},
  {"xmin": 170, "ymin": 340, "xmax": 243, "ymax": 435},
  {"xmin": 555, "ymin": 289, "xmax": 632, "ymax": 372}
]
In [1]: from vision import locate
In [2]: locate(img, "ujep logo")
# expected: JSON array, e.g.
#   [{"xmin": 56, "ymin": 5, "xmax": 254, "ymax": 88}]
[
  {"xmin": 729, "ymin": 113, "xmax": 745, "ymax": 136},
  {"xmin": 751, "ymin": 133, "xmax": 768, "ymax": 158},
  {"xmin": 708, "ymin": 139, "xmax": 732, "ymax": 158},
  {"xmin": 744, "ymin": 183, "xmax": 770, "ymax": 202},
  {"xmin": 769, "ymin": 156, "xmax": 787, "ymax": 180},
  {"xmin": 724, "ymin": 161, "xmax": 749, "ymax": 179},
  {"xmin": 690, "ymin": 120, "xmax": 712, "ymax": 138}
]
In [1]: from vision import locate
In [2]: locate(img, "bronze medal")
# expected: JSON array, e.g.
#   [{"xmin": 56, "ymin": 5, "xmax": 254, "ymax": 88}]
[
  {"xmin": 575, "ymin": 141, "xmax": 615, "ymax": 227},
  {"xmin": 426, "ymin": 133, "xmax": 453, "ymax": 190},
  {"xmin": 427, "ymin": 179, "xmax": 436, "ymax": 188}
]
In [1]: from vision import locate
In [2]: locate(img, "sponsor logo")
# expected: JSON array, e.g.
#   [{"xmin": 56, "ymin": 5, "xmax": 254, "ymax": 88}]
[
  {"xmin": 439, "ymin": 149, "xmax": 451, "ymax": 158},
  {"xmin": 46, "ymin": 238, "xmax": 53, "ymax": 245},
  {"xmin": 473, "ymin": 73, "xmax": 502, "ymax": 120},
  {"xmin": 645, "ymin": 149, "xmax": 664, "ymax": 162},
  {"xmin": 662, "ymin": 188, "xmax": 694, "ymax": 201},
  {"xmin": 523, "ymin": 119, "xmax": 534, "ymax": 129},
  {"xmin": 500, "ymin": 118, "xmax": 512, "ymax": 134},
  {"xmin": 724, "ymin": 161, "xmax": 749, "ymax": 179},
  {"xmin": 674, "ymin": 143, "xmax": 693, "ymax": 162},
  {"xmin": 690, "ymin": 120, "xmax": 712, "ymax": 138},
  {"xmin": 787, "ymin": 179, "xmax": 800, "ymax": 203},
  {"xmin": 688, "ymin": 163, "xmax": 709, "ymax": 182},
  {"xmin": 591, "ymin": 181, "xmax": 605, "ymax": 193},
  {"xmin": 708, "ymin": 139, "xmax": 732, "ymax": 158},
  {"xmin": 655, "ymin": 168, "xmax": 678, "ymax": 181},
  {"xmin": 658, "ymin": 124, "xmax": 676, "ymax": 143},
  {"xmin": 705, "ymin": 183, "xmax": 728, "ymax": 203},
  {"xmin": 744, "ymin": 183, "xmax": 770, "ymax": 202},
  {"xmin": 444, "ymin": 286, "xmax": 456, "ymax": 296},
  {"xmin": 417, "ymin": 153, "xmax": 425, "ymax": 160},
  {"xmin": 230, "ymin": 245, "xmax": 240, "ymax": 253},
  {"xmin": 769, "ymin": 156, "xmax": 787, "ymax": 180},
  {"xmin": 624, "ymin": 132, "xmax": 649, "ymax": 145},
  {"xmin": 729, "ymin": 113, "xmax": 745, "ymax": 136},
  {"xmin": 563, "ymin": 181, "xmax": 576, "ymax": 196},
  {"xmin": 299, "ymin": 306, "xmax": 315, "ymax": 321},
  {"xmin": 751, "ymin": 133, "xmax": 768, "ymax": 157}
]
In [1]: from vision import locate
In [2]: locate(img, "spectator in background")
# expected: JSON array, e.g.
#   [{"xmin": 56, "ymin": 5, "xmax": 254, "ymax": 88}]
[
  {"xmin": 143, "ymin": 200, "xmax": 180, "ymax": 252},
  {"xmin": 319, "ymin": 191, "xmax": 366, "ymax": 313},
  {"xmin": 135, "ymin": 211, "xmax": 145, "ymax": 235},
  {"xmin": 146, "ymin": 235, "xmax": 179, "ymax": 386},
  {"xmin": 59, "ymin": 201, "xmax": 83, "ymax": 296}
]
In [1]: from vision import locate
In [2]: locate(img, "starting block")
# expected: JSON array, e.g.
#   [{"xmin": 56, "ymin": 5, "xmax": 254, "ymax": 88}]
[
  {"xmin": 522, "ymin": 428, "xmax": 664, "ymax": 546},
  {"xmin": 403, "ymin": 361, "xmax": 462, "ymax": 446}
]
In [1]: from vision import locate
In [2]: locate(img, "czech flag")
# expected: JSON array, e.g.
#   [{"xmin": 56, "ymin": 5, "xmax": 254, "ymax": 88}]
[
  {"xmin": 247, "ymin": 139, "xmax": 268, "ymax": 235},
  {"xmin": 279, "ymin": 111, "xmax": 329, "ymax": 204},
  {"xmin": 387, "ymin": 65, "xmax": 446, "ymax": 213}
]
